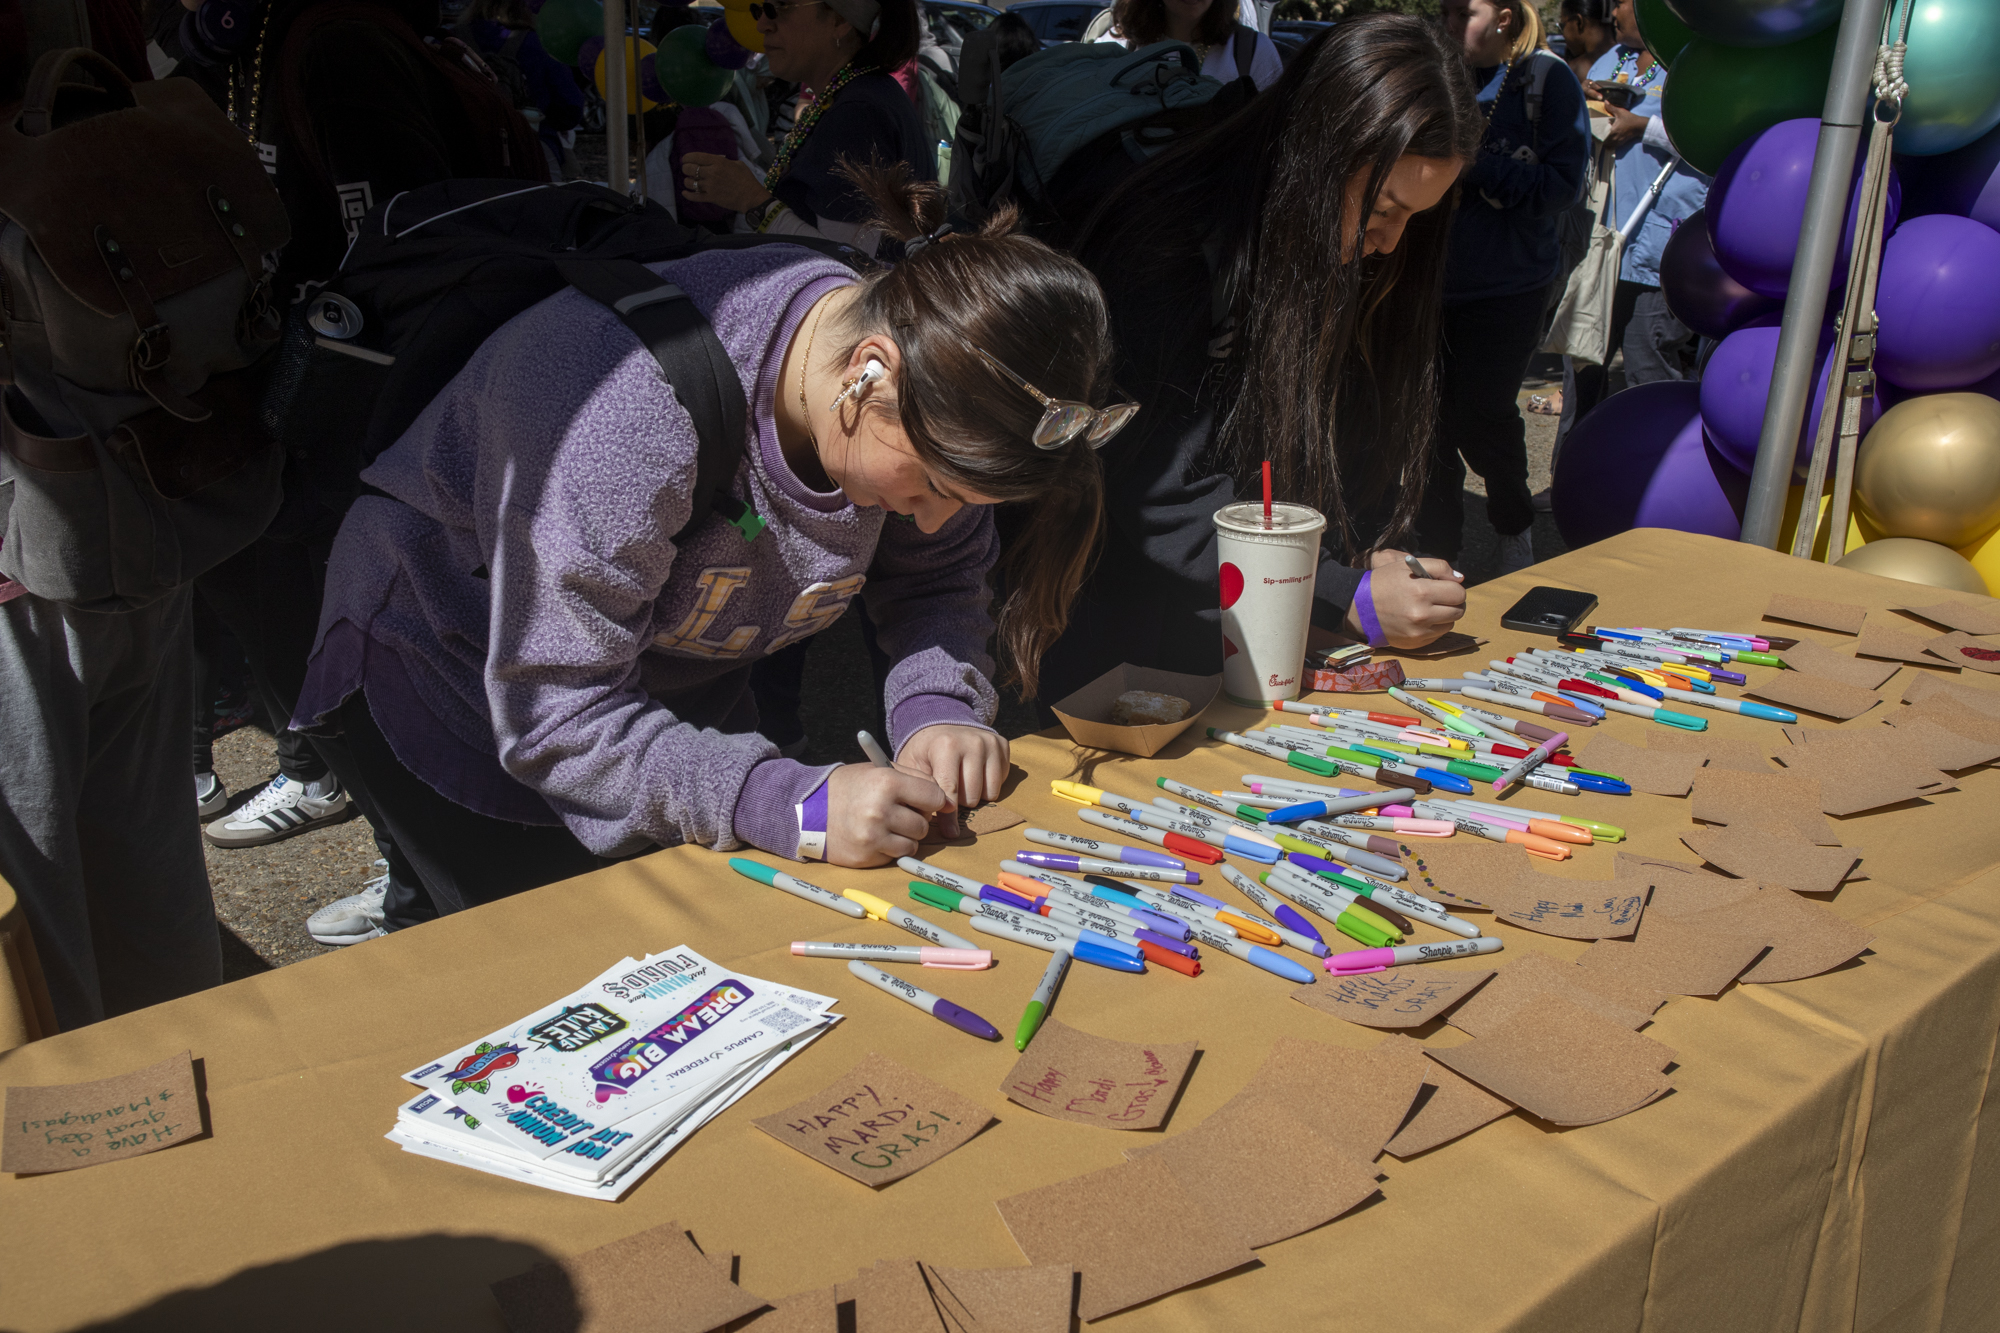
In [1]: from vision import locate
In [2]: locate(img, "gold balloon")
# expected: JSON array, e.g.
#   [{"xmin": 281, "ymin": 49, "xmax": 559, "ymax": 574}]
[
  {"xmin": 1959, "ymin": 521, "xmax": 2000, "ymax": 597},
  {"xmin": 1836, "ymin": 536, "xmax": 1991, "ymax": 594},
  {"xmin": 1853, "ymin": 392, "xmax": 2000, "ymax": 547},
  {"xmin": 595, "ymin": 38, "xmax": 661, "ymax": 113}
]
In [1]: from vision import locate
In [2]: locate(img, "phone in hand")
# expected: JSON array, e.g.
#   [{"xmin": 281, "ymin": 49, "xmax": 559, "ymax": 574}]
[{"xmin": 1501, "ymin": 586, "xmax": 1599, "ymax": 636}]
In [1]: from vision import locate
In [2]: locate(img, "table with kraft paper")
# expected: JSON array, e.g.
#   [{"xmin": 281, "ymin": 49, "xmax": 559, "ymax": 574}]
[{"xmin": 2, "ymin": 529, "xmax": 1998, "ymax": 1333}]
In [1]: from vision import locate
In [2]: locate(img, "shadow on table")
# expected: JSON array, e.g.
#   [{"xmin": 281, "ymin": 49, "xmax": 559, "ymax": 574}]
[{"xmin": 66, "ymin": 1233, "xmax": 571, "ymax": 1332}]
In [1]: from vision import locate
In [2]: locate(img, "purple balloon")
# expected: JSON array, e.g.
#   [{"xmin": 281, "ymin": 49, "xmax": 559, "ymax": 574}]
[
  {"xmin": 1875, "ymin": 213, "xmax": 2000, "ymax": 390},
  {"xmin": 1699, "ymin": 316, "xmax": 1877, "ymax": 478},
  {"xmin": 638, "ymin": 49, "xmax": 668, "ymax": 103},
  {"xmin": 1709, "ymin": 119, "xmax": 1901, "ymax": 300},
  {"xmin": 1661, "ymin": 207, "xmax": 1782, "ymax": 339},
  {"xmin": 577, "ymin": 33, "xmax": 605, "ymax": 72},
  {"xmin": 1895, "ymin": 121, "xmax": 2000, "ymax": 233},
  {"xmin": 1552, "ymin": 381, "xmax": 1750, "ymax": 547},
  {"xmin": 705, "ymin": 16, "xmax": 752, "ymax": 69}
]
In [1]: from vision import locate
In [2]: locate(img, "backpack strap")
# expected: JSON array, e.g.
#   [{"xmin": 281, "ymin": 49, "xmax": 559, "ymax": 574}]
[
  {"xmin": 1232, "ymin": 25, "xmax": 1258, "ymax": 84},
  {"xmin": 556, "ymin": 258, "xmax": 763, "ymax": 545},
  {"xmin": 1523, "ymin": 50, "xmax": 1555, "ymax": 125}
]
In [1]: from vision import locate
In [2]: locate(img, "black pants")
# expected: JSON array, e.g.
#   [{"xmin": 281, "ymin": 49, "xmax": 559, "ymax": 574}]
[
  {"xmin": 332, "ymin": 690, "xmax": 617, "ymax": 930},
  {"xmin": 194, "ymin": 539, "xmax": 331, "ymax": 785},
  {"xmin": 1417, "ymin": 288, "xmax": 1550, "ymax": 559}
]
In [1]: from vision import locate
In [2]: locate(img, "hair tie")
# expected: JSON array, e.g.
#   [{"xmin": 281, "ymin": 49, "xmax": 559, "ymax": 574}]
[{"xmin": 903, "ymin": 223, "xmax": 955, "ymax": 257}]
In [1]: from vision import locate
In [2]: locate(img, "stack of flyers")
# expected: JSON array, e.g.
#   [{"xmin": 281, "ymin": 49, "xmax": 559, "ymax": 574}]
[{"xmin": 387, "ymin": 946, "xmax": 841, "ymax": 1200}]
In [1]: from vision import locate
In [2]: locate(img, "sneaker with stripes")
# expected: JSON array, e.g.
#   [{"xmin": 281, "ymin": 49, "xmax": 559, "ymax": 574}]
[{"xmin": 203, "ymin": 773, "xmax": 354, "ymax": 848}]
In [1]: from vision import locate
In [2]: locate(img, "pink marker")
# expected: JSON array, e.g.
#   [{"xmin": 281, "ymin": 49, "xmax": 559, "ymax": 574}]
[
  {"xmin": 1492, "ymin": 731, "xmax": 1568, "ymax": 794},
  {"xmin": 1325, "ymin": 937, "xmax": 1504, "ymax": 975},
  {"xmin": 1329, "ymin": 814, "xmax": 1456, "ymax": 838}
]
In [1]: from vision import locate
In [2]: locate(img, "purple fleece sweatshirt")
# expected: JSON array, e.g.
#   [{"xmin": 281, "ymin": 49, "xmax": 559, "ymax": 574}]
[{"xmin": 293, "ymin": 246, "xmax": 999, "ymax": 859}]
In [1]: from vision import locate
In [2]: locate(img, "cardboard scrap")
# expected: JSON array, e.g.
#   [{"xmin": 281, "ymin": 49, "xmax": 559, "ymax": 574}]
[
  {"xmin": 1690, "ymin": 769, "xmax": 1838, "ymax": 844},
  {"xmin": 753, "ymin": 1053, "xmax": 994, "ymax": 1187},
  {"xmin": 1430, "ymin": 994, "xmax": 1676, "ymax": 1128},
  {"xmin": 1789, "ymin": 718, "xmax": 1981, "ymax": 777},
  {"xmin": 1574, "ymin": 734, "xmax": 1701, "ymax": 797},
  {"xmin": 1680, "ymin": 890, "xmax": 1875, "ymax": 985},
  {"xmin": 1901, "ymin": 671, "xmax": 2000, "ymax": 714},
  {"xmin": 963, "ymin": 804, "xmax": 1028, "ymax": 835},
  {"xmin": 1447, "ymin": 950, "xmax": 1659, "ymax": 1037},
  {"xmin": 1124, "ymin": 1099, "xmax": 1380, "ymax": 1248},
  {"xmin": 1877, "ymin": 714, "xmax": 2000, "ymax": 771},
  {"xmin": 1001, "ymin": 1021, "xmax": 1196, "ymax": 1131},
  {"xmin": 3, "ymin": 1050, "xmax": 201, "ymax": 1175},
  {"xmin": 1855, "ymin": 619, "xmax": 1958, "ymax": 668},
  {"xmin": 1624, "ymin": 856, "xmax": 1769, "ymax": 917},
  {"xmin": 846, "ymin": 1259, "xmax": 948, "ymax": 1333},
  {"xmin": 1778, "ymin": 638, "xmax": 1903, "ymax": 691},
  {"xmin": 922, "ymin": 1264, "xmax": 1074, "ymax": 1333},
  {"xmin": 1394, "ymin": 836, "xmax": 1518, "ymax": 909},
  {"xmin": 1473, "ymin": 866, "xmax": 1646, "ymax": 941},
  {"xmin": 1892, "ymin": 695, "xmax": 2000, "ymax": 752},
  {"xmin": 1288, "ymin": 967, "xmax": 1495, "ymax": 1029},
  {"xmin": 1643, "ymin": 730, "xmax": 1778, "ymax": 773},
  {"xmin": 491, "ymin": 1223, "xmax": 769, "ymax": 1333},
  {"xmin": 1211, "ymin": 1034, "xmax": 1428, "ymax": 1164},
  {"xmin": 1926, "ymin": 632, "xmax": 2000, "ymax": 674},
  {"xmin": 1745, "ymin": 670, "xmax": 1883, "ymax": 721},
  {"xmin": 1383, "ymin": 1057, "xmax": 1515, "ymax": 1158},
  {"xmin": 1901, "ymin": 600, "xmax": 2000, "ymax": 636},
  {"xmin": 1771, "ymin": 735, "xmax": 1953, "ymax": 815},
  {"xmin": 741, "ymin": 1290, "xmax": 838, "ymax": 1333},
  {"xmin": 994, "ymin": 1155, "xmax": 1257, "ymax": 1321},
  {"xmin": 1576, "ymin": 914, "xmax": 1769, "ymax": 997},
  {"xmin": 1765, "ymin": 593, "xmax": 1866, "ymax": 634},
  {"xmin": 1679, "ymin": 825, "xmax": 1862, "ymax": 896}
]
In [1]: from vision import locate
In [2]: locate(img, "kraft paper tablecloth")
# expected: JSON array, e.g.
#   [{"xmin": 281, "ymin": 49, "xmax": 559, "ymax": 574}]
[{"xmin": 2, "ymin": 529, "xmax": 1997, "ymax": 1333}]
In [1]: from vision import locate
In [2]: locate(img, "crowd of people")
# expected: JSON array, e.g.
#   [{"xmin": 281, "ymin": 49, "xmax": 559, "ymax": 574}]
[{"xmin": 1, "ymin": 0, "xmax": 1707, "ymax": 1033}]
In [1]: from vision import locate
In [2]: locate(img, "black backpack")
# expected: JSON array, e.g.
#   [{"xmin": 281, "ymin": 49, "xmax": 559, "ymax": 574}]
[{"xmin": 260, "ymin": 179, "xmax": 870, "ymax": 544}]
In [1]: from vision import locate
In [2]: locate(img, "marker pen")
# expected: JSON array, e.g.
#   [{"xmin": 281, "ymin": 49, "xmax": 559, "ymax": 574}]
[
  {"xmin": 840, "ymin": 887, "xmax": 983, "ymax": 952},
  {"xmin": 1216, "ymin": 863, "xmax": 1330, "ymax": 955},
  {"xmin": 1127, "ymin": 885, "xmax": 1284, "ymax": 947},
  {"xmin": 1327, "ymin": 813, "xmax": 1455, "ymax": 837},
  {"xmin": 1181, "ymin": 920, "xmax": 1318, "ymax": 984},
  {"xmin": 1288, "ymin": 822, "xmax": 1408, "ymax": 877},
  {"xmin": 1150, "ymin": 796, "xmax": 1283, "ymax": 848},
  {"xmin": 1276, "ymin": 855, "xmax": 1478, "ymax": 938},
  {"xmin": 792, "ymin": 941, "xmax": 991, "ymax": 969},
  {"xmin": 1447, "ymin": 700, "xmax": 1564, "ymax": 743},
  {"xmin": 1258, "ymin": 864, "xmax": 1401, "ymax": 946},
  {"xmin": 908, "ymin": 881, "xmax": 1146, "ymax": 971},
  {"xmin": 1156, "ymin": 777, "xmax": 1277, "ymax": 826},
  {"xmin": 1452, "ymin": 799, "xmax": 1624, "ymax": 842},
  {"xmin": 1208, "ymin": 728, "xmax": 1433, "ymax": 795},
  {"xmin": 1325, "ymin": 936, "xmax": 1504, "ymax": 975},
  {"xmin": 1074, "ymin": 807, "xmax": 1225, "ymax": 865},
  {"xmin": 1651, "ymin": 685, "xmax": 1797, "ymax": 722},
  {"xmin": 1421, "ymin": 802, "xmax": 1590, "ymax": 846},
  {"xmin": 728, "ymin": 857, "xmax": 868, "ymax": 918},
  {"xmin": 1101, "ymin": 804, "xmax": 1280, "ymax": 862},
  {"xmin": 1016, "ymin": 948, "xmax": 1070, "ymax": 1051},
  {"xmin": 1012, "ymin": 850, "xmax": 1201, "ymax": 884},
  {"xmin": 1262, "ymin": 789, "xmax": 1400, "ymax": 824},
  {"xmin": 1464, "ymin": 679, "xmax": 1602, "ymax": 723},
  {"xmin": 1389, "ymin": 687, "xmax": 1495, "ymax": 739},
  {"xmin": 1410, "ymin": 802, "xmax": 1572, "ymax": 859},
  {"xmin": 847, "ymin": 960, "xmax": 1000, "ymax": 1040},
  {"xmin": 1023, "ymin": 825, "xmax": 1186, "ymax": 871},
  {"xmin": 1492, "ymin": 730, "xmax": 1568, "ymax": 793}
]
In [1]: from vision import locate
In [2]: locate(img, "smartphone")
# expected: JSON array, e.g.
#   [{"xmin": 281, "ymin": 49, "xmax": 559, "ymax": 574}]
[{"xmin": 1501, "ymin": 586, "xmax": 1599, "ymax": 636}]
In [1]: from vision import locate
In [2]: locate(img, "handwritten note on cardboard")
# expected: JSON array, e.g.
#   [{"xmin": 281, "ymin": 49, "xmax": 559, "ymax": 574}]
[
  {"xmin": 1001, "ymin": 1020, "xmax": 1195, "ymax": 1131},
  {"xmin": 753, "ymin": 1053, "xmax": 993, "ymax": 1186},
  {"xmin": 3, "ymin": 1050, "xmax": 201, "ymax": 1175},
  {"xmin": 1289, "ymin": 967, "xmax": 1494, "ymax": 1029}
]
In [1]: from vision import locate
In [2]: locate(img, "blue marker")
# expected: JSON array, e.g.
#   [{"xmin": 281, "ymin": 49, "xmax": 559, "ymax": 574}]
[
  {"xmin": 1567, "ymin": 772, "xmax": 1634, "ymax": 795},
  {"xmin": 1182, "ymin": 920, "xmax": 1317, "ymax": 984},
  {"xmin": 1347, "ymin": 744, "xmax": 1476, "ymax": 794}
]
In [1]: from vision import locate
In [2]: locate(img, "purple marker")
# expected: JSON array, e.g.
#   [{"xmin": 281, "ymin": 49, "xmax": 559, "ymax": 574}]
[
  {"xmin": 981, "ymin": 884, "xmax": 1040, "ymax": 913},
  {"xmin": 1269, "ymin": 902, "xmax": 1324, "ymax": 947},
  {"xmin": 1135, "ymin": 928, "xmax": 1201, "ymax": 959},
  {"xmin": 1022, "ymin": 826, "xmax": 1186, "ymax": 870},
  {"xmin": 1013, "ymin": 850, "xmax": 1200, "ymax": 885},
  {"xmin": 847, "ymin": 960, "xmax": 1000, "ymax": 1040}
]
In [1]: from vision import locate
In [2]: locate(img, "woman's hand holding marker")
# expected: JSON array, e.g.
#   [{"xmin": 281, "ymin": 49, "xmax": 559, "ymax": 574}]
[
  {"xmin": 898, "ymin": 725, "xmax": 1012, "ymax": 832},
  {"xmin": 825, "ymin": 764, "xmax": 954, "ymax": 867},
  {"xmin": 1355, "ymin": 550, "xmax": 1466, "ymax": 649}
]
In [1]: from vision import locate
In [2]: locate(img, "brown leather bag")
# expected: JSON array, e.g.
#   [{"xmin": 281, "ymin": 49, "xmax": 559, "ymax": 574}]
[{"xmin": 0, "ymin": 47, "xmax": 290, "ymax": 608}]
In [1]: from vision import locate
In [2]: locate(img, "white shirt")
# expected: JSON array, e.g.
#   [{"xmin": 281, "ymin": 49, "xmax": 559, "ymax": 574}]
[{"xmin": 1096, "ymin": 27, "xmax": 1285, "ymax": 92}]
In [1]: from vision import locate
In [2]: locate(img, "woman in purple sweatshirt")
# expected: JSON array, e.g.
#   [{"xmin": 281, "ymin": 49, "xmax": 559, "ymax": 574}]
[{"xmin": 293, "ymin": 171, "xmax": 1123, "ymax": 931}]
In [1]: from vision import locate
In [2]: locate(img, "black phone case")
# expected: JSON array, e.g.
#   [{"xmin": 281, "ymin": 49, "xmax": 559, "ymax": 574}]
[{"xmin": 1501, "ymin": 587, "xmax": 1600, "ymax": 636}]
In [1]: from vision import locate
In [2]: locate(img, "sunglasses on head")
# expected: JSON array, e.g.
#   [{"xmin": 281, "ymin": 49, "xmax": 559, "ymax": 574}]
[
  {"xmin": 968, "ymin": 345, "xmax": 1138, "ymax": 450},
  {"xmin": 748, "ymin": 0, "xmax": 824, "ymax": 19}
]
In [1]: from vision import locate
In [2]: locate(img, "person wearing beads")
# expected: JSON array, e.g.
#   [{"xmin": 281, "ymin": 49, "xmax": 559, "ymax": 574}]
[
  {"xmin": 1415, "ymin": 0, "xmax": 1589, "ymax": 570},
  {"xmin": 289, "ymin": 169, "xmax": 1127, "ymax": 932},
  {"xmin": 677, "ymin": 0, "xmax": 934, "ymax": 256},
  {"xmin": 1097, "ymin": 0, "xmax": 1284, "ymax": 93},
  {"xmin": 1030, "ymin": 17, "xmax": 1479, "ymax": 710}
]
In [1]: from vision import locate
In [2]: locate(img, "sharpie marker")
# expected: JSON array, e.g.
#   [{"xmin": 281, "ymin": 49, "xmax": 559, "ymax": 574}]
[
  {"xmin": 1325, "ymin": 937, "xmax": 1505, "ymax": 975},
  {"xmin": 1075, "ymin": 807, "xmax": 1225, "ymax": 865},
  {"xmin": 1493, "ymin": 730, "xmax": 1568, "ymax": 793},
  {"xmin": 1327, "ymin": 813, "xmax": 1455, "ymax": 837},
  {"xmin": 1208, "ymin": 728, "xmax": 1434, "ymax": 796},
  {"xmin": 1085, "ymin": 802, "xmax": 1280, "ymax": 863},
  {"xmin": 910, "ymin": 882, "xmax": 1144, "ymax": 972},
  {"xmin": 1418, "ymin": 802, "xmax": 1590, "ymax": 846},
  {"xmin": 1278, "ymin": 854, "xmax": 1479, "ymax": 938},
  {"xmin": 1551, "ymin": 685, "xmax": 1707, "ymax": 731},
  {"xmin": 847, "ymin": 960, "xmax": 999, "ymax": 1039},
  {"xmin": 1446, "ymin": 701, "xmax": 1564, "ymax": 743},
  {"xmin": 1023, "ymin": 825, "xmax": 1186, "ymax": 871},
  {"xmin": 1125, "ymin": 885, "xmax": 1282, "ymax": 947},
  {"xmin": 1157, "ymin": 777, "xmax": 1279, "ymax": 826},
  {"xmin": 1150, "ymin": 796, "xmax": 1283, "ymax": 848},
  {"xmin": 1016, "ymin": 948, "xmax": 1070, "ymax": 1051},
  {"xmin": 1260, "ymin": 864, "xmax": 1401, "ymax": 946},
  {"xmin": 1276, "ymin": 699, "xmax": 1422, "ymax": 727},
  {"xmin": 1410, "ymin": 801, "xmax": 1571, "ymax": 860},
  {"xmin": 1181, "ymin": 920, "xmax": 1317, "ymax": 984},
  {"xmin": 1215, "ymin": 863, "xmax": 1329, "ymax": 954},
  {"xmin": 1283, "ymin": 824, "xmax": 1407, "ymax": 878},
  {"xmin": 842, "ymin": 887, "xmax": 981, "ymax": 951},
  {"xmin": 1463, "ymin": 680, "xmax": 1601, "ymax": 724},
  {"xmin": 1013, "ymin": 850, "xmax": 1200, "ymax": 885},
  {"xmin": 1652, "ymin": 685, "xmax": 1797, "ymax": 722},
  {"xmin": 792, "ymin": 941, "xmax": 990, "ymax": 969},
  {"xmin": 1390, "ymin": 687, "xmax": 1494, "ymax": 739},
  {"xmin": 1014, "ymin": 869, "xmax": 1192, "ymax": 939},
  {"xmin": 728, "ymin": 857, "xmax": 868, "ymax": 919},
  {"xmin": 1452, "ymin": 799, "xmax": 1624, "ymax": 842}
]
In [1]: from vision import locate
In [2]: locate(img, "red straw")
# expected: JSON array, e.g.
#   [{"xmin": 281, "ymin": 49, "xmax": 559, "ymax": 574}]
[{"xmin": 1261, "ymin": 460, "xmax": 1272, "ymax": 528}]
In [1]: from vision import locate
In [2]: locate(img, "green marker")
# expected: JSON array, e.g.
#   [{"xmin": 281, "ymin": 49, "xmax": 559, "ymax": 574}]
[
  {"xmin": 1016, "ymin": 948, "xmax": 1071, "ymax": 1051},
  {"xmin": 727, "ymin": 857, "xmax": 866, "ymax": 918},
  {"xmin": 1738, "ymin": 650, "xmax": 1784, "ymax": 667},
  {"xmin": 1257, "ymin": 869, "xmax": 1397, "ymax": 947}
]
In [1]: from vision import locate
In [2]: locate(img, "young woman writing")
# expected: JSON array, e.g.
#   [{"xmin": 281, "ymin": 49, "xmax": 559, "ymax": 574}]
[
  {"xmin": 291, "ymin": 172, "xmax": 1121, "ymax": 931},
  {"xmin": 1033, "ymin": 17, "xmax": 1480, "ymax": 709}
]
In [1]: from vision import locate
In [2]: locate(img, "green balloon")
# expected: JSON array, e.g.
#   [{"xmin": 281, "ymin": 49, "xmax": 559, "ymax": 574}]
[
  {"xmin": 656, "ymin": 23, "xmax": 733, "ymax": 107},
  {"xmin": 1898, "ymin": 0, "xmax": 2000, "ymax": 156},
  {"xmin": 1636, "ymin": 0, "xmax": 1696, "ymax": 67},
  {"xmin": 538, "ymin": 0, "xmax": 602, "ymax": 66},
  {"xmin": 1660, "ymin": 24, "xmax": 1838, "ymax": 174}
]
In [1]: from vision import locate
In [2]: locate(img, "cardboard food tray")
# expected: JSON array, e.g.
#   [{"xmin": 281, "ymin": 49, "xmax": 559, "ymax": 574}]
[{"xmin": 1050, "ymin": 663, "xmax": 1222, "ymax": 758}]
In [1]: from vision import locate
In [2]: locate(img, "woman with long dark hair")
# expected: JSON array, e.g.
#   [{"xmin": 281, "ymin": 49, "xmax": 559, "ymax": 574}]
[
  {"xmin": 290, "ymin": 169, "xmax": 1119, "ymax": 931},
  {"xmin": 1034, "ymin": 16, "xmax": 1480, "ymax": 706}
]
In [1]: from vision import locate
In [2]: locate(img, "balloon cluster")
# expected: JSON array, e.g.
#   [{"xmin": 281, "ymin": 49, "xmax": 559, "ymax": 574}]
[
  {"xmin": 1554, "ymin": 0, "xmax": 2000, "ymax": 595},
  {"xmin": 533, "ymin": 0, "xmax": 757, "ymax": 109}
]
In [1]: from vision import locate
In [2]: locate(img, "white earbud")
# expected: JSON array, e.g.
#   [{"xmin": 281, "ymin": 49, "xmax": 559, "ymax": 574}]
[{"xmin": 831, "ymin": 358, "xmax": 888, "ymax": 411}]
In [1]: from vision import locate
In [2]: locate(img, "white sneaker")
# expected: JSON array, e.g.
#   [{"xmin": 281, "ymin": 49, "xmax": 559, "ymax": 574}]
[
  {"xmin": 196, "ymin": 772, "xmax": 229, "ymax": 820},
  {"xmin": 1497, "ymin": 529, "xmax": 1536, "ymax": 575},
  {"xmin": 204, "ymin": 773, "xmax": 354, "ymax": 848},
  {"xmin": 308, "ymin": 866, "xmax": 389, "ymax": 946}
]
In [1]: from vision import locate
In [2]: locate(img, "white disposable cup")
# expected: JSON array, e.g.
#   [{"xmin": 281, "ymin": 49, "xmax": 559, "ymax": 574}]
[{"xmin": 1214, "ymin": 501, "xmax": 1326, "ymax": 706}]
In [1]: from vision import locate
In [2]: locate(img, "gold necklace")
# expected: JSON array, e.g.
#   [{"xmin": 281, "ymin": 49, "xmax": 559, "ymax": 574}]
[
  {"xmin": 798, "ymin": 300, "xmax": 828, "ymax": 457},
  {"xmin": 225, "ymin": 6, "xmax": 273, "ymax": 146}
]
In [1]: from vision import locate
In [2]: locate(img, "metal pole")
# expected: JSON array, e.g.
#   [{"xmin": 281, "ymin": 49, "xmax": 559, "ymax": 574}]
[
  {"xmin": 1737, "ymin": 0, "xmax": 1889, "ymax": 549},
  {"xmin": 605, "ymin": 0, "xmax": 630, "ymax": 197}
]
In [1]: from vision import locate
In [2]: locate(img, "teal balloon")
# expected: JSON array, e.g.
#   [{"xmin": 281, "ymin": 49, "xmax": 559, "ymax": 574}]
[
  {"xmin": 1661, "ymin": 0, "xmax": 1839, "ymax": 48},
  {"xmin": 1898, "ymin": 0, "xmax": 2000, "ymax": 157},
  {"xmin": 538, "ymin": 0, "xmax": 602, "ymax": 66},
  {"xmin": 1636, "ymin": 0, "xmax": 1696, "ymax": 65},
  {"xmin": 655, "ymin": 23, "xmax": 733, "ymax": 108},
  {"xmin": 1661, "ymin": 24, "xmax": 1838, "ymax": 174}
]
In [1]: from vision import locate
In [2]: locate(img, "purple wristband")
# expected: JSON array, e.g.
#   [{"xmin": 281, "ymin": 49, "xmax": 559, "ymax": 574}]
[
  {"xmin": 794, "ymin": 780, "xmax": 830, "ymax": 861},
  {"xmin": 1353, "ymin": 569, "xmax": 1386, "ymax": 647}
]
